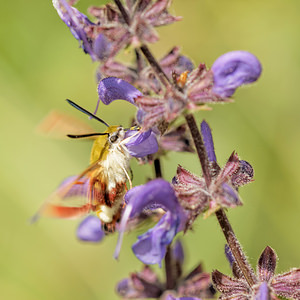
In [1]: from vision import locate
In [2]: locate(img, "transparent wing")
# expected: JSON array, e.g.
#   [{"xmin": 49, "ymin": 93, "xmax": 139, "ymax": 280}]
[
  {"xmin": 35, "ymin": 110, "xmax": 95, "ymax": 139},
  {"xmin": 31, "ymin": 160, "xmax": 103, "ymax": 222}
]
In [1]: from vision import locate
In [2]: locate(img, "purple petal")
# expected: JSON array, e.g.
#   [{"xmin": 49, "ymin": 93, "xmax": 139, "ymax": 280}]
[
  {"xmin": 255, "ymin": 282, "xmax": 271, "ymax": 300},
  {"xmin": 114, "ymin": 179, "xmax": 185, "ymax": 263},
  {"xmin": 200, "ymin": 120, "xmax": 216, "ymax": 162},
  {"xmin": 225, "ymin": 244, "xmax": 235, "ymax": 267},
  {"xmin": 176, "ymin": 56, "xmax": 195, "ymax": 73},
  {"xmin": 211, "ymin": 51, "xmax": 262, "ymax": 97},
  {"xmin": 126, "ymin": 179, "xmax": 180, "ymax": 215},
  {"xmin": 52, "ymin": 0, "xmax": 96, "ymax": 60},
  {"xmin": 97, "ymin": 77, "xmax": 142, "ymax": 109},
  {"xmin": 136, "ymin": 108, "xmax": 146, "ymax": 125},
  {"xmin": 224, "ymin": 244, "xmax": 244, "ymax": 279},
  {"xmin": 132, "ymin": 211, "xmax": 179, "ymax": 265},
  {"xmin": 116, "ymin": 279, "xmax": 137, "ymax": 298},
  {"xmin": 125, "ymin": 130, "xmax": 158, "ymax": 157},
  {"xmin": 220, "ymin": 183, "xmax": 241, "ymax": 206},
  {"xmin": 77, "ymin": 216, "xmax": 105, "ymax": 242},
  {"xmin": 173, "ymin": 239, "xmax": 184, "ymax": 266},
  {"xmin": 93, "ymin": 34, "xmax": 112, "ymax": 61}
]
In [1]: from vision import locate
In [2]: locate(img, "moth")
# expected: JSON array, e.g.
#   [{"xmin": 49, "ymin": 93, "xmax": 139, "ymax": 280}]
[{"xmin": 33, "ymin": 99, "xmax": 138, "ymax": 233}]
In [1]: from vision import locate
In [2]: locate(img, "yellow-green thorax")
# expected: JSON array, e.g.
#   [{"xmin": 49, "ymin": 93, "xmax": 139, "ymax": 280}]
[
  {"xmin": 90, "ymin": 125, "xmax": 122, "ymax": 164},
  {"xmin": 88, "ymin": 125, "xmax": 131, "ymax": 224}
]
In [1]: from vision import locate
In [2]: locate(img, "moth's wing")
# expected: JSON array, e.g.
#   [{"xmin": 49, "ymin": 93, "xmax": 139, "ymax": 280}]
[
  {"xmin": 35, "ymin": 110, "xmax": 95, "ymax": 139},
  {"xmin": 31, "ymin": 176, "xmax": 91, "ymax": 222},
  {"xmin": 31, "ymin": 160, "xmax": 103, "ymax": 222}
]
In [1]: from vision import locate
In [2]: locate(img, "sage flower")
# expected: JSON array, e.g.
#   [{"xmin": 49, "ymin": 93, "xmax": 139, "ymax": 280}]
[{"xmin": 212, "ymin": 246, "xmax": 300, "ymax": 299}]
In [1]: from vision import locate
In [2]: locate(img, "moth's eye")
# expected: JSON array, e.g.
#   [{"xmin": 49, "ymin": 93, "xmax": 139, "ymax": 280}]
[{"xmin": 110, "ymin": 134, "xmax": 118, "ymax": 143}]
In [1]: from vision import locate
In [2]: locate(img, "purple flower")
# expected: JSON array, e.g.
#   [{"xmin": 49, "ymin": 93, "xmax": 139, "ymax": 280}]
[
  {"xmin": 77, "ymin": 216, "xmax": 105, "ymax": 242},
  {"xmin": 52, "ymin": 0, "xmax": 111, "ymax": 61},
  {"xmin": 212, "ymin": 246, "xmax": 300, "ymax": 299},
  {"xmin": 116, "ymin": 241, "xmax": 214, "ymax": 299},
  {"xmin": 200, "ymin": 120, "xmax": 217, "ymax": 162},
  {"xmin": 75, "ymin": 179, "xmax": 185, "ymax": 265},
  {"xmin": 87, "ymin": 0, "xmax": 182, "ymax": 60},
  {"xmin": 125, "ymin": 129, "xmax": 158, "ymax": 158},
  {"xmin": 211, "ymin": 50, "xmax": 262, "ymax": 97},
  {"xmin": 96, "ymin": 52, "xmax": 261, "ymax": 132},
  {"xmin": 114, "ymin": 179, "xmax": 187, "ymax": 266},
  {"xmin": 96, "ymin": 76, "xmax": 183, "ymax": 133},
  {"xmin": 132, "ymin": 211, "xmax": 179, "ymax": 265},
  {"xmin": 97, "ymin": 77, "xmax": 194, "ymax": 156},
  {"xmin": 97, "ymin": 77, "xmax": 143, "ymax": 107},
  {"xmin": 173, "ymin": 121, "xmax": 254, "ymax": 224},
  {"xmin": 173, "ymin": 239, "xmax": 184, "ymax": 267},
  {"xmin": 97, "ymin": 46, "xmax": 194, "ymax": 95},
  {"xmin": 116, "ymin": 265, "xmax": 163, "ymax": 299}
]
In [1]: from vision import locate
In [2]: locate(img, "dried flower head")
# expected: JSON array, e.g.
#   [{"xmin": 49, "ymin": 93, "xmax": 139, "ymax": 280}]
[{"xmin": 212, "ymin": 246, "xmax": 300, "ymax": 299}]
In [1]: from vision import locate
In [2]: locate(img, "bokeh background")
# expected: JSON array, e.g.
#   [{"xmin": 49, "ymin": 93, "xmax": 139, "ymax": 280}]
[{"xmin": 1, "ymin": 0, "xmax": 300, "ymax": 299}]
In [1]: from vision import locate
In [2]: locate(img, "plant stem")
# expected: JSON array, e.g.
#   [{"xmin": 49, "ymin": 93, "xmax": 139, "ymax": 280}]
[
  {"xmin": 140, "ymin": 44, "xmax": 171, "ymax": 88},
  {"xmin": 154, "ymin": 158, "xmax": 162, "ymax": 178},
  {"xmin": 215, "ymin": 209, "xmax": 257, "ymax": 287},
  {"xmin": 165, "ymin": 245, "xmax": 176, "ymax": 290},
  {"xmin": 113, "ymin": 0, "xmax": 171, "ymax": 89},
  {"xmin": 184, "ymin": 113, "xmax": 211, "ymax": 187},
  {"xmin": 114, "ymin": 0, "xmax": 131, "ymax": 25},
  {"xmin": 185, "ymin": 112, "xmax": 257, "ymax": 288},
  {"xmin": 113, "ymin": 0, "xmax": 256, "ymax": 288}
]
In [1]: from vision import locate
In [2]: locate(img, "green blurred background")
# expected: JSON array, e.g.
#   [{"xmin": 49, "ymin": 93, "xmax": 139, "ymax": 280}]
[{"xmin": 1, "ymin": 0, "xmax": 300, "ymax": 299}]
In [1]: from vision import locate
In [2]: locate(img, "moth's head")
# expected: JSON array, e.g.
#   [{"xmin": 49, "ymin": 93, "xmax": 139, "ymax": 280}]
[{"xmin": 106, "ymin": 126, "xmax": 125, "ymax": 145}]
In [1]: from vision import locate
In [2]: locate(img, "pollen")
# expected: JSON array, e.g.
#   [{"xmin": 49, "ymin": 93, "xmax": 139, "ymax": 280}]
[{"xmin": 177, "ymin": 71, "xmax": 189, "ymax": 88}]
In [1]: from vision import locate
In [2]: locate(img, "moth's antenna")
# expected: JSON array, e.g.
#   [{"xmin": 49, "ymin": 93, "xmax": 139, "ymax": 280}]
[
  {"xmin": 67, "ymin": 133, "xmax": 109, "ymax": 139},
  {"xmin": 66, "ymin": 99, "xmax": 109, "ymax": 127}
]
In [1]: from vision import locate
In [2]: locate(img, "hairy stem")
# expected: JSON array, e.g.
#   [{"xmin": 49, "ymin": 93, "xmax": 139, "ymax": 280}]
[
  {"xmin": 140, "ymin": 44, "xmax": 171, "ymax": 88},
  {"xmin": 184, "ymin": 113, "xmax": 211, "ymax": 187},
  {"xmin": 113, "ymin": 0, "xmax": 171, "ymax": 89},
  {"xmin": 185, "ymin": 112, "xmax": 257, "ymax": 287},
  {"xmin": 215, "ymin": 209, "xmax": 257, "ymax": 286},
  {"xmin": 113, "ymin": 0, "xmax": 256, "ymax": 288}
]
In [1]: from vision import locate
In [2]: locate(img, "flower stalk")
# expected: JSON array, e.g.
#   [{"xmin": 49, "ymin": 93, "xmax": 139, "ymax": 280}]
[
  {"xmin": 113, "ymin": 0, "xmax": 131, "ymax": 25},
  {"xmin": 165, "ymin": 245, "xmax": 176, "ymax": 290},
  {"xmin": 184, "ymin": 113, "xmax": 211, "ymax": 187},
  {"xmin": 215, "ymin": 209, "xmax": 257, "ymax": 287},
  {"xmin": 113, "ymin": 0, "xmax": 172, "ymax": 88},
  {"xmin": 50, "ymin": 1, "xmax": 284, "ymax": 298},
  {"xmin": 113, "ymin": 0, "xmax": 258, "ymax": 284},
  {"xmin": 154, "ymin": 158, "xmax": 163, "ymax": 178},
  {"xmin": 140, "ymin": 44, "xmax": 172, "ymax": 88},
  {"xmin": 185, "ymin": 112, "xmax": 257, "ymax": 287}
]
